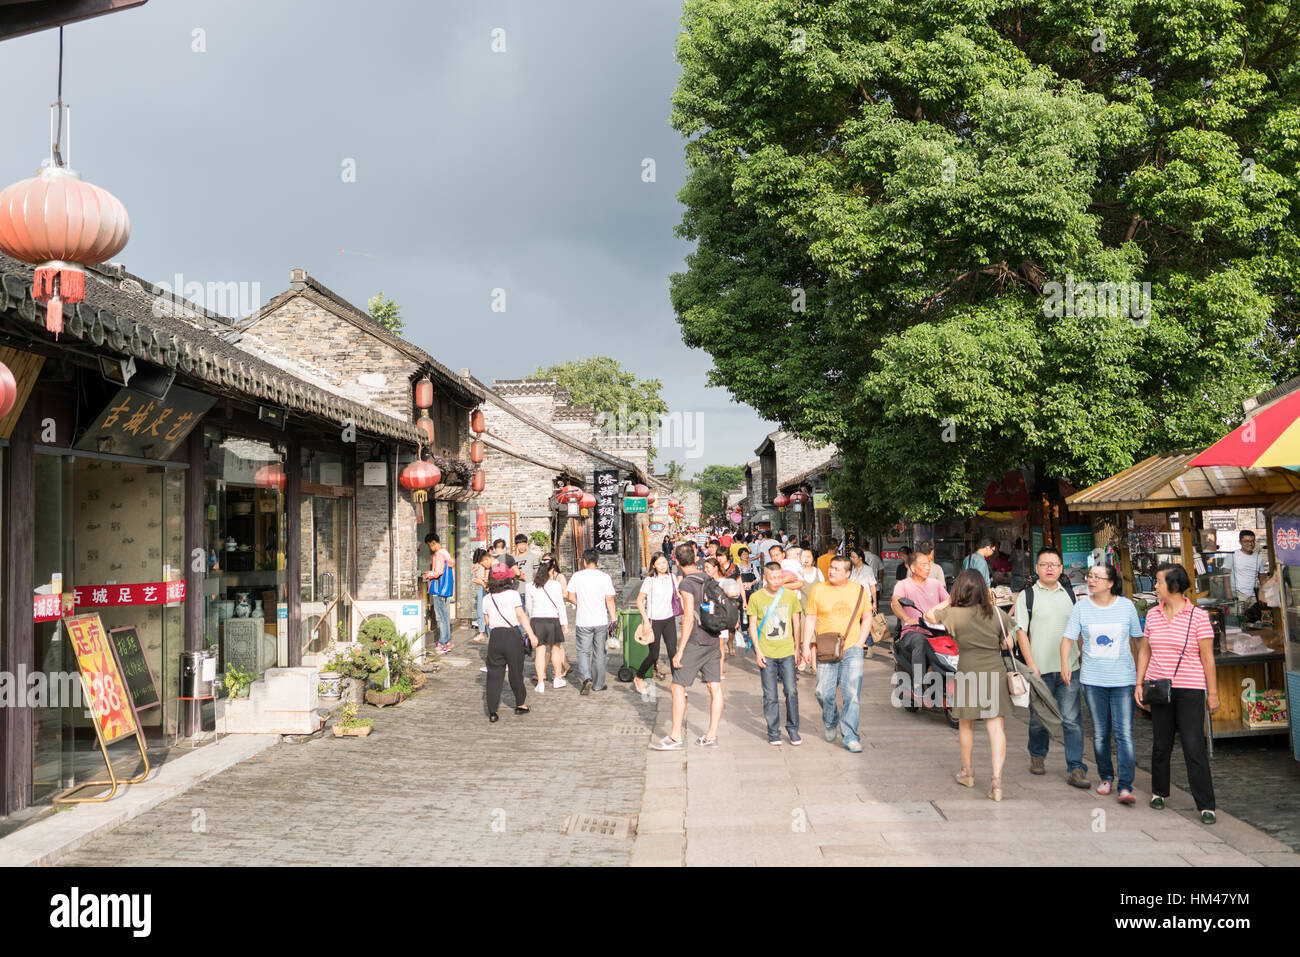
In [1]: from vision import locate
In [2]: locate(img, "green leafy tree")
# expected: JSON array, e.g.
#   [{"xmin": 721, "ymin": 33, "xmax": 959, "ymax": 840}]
[
  {"xmin": 696, "ymin": 464, "xmax": 745, "ymax": 516},
  {"xmin": 368, "ymin": 292, "xmax": 405, "ymax": 336},
  {"xmin": 661, "ymin": 459, "xmax": 690, "ymax": 491},
  {"xmin": 528, "ymin": 357, "xmax": 670, "ymax": 461},
  {"xmin": 670, "ymin": 0, "xmax": 1299, "ymax": 527}
]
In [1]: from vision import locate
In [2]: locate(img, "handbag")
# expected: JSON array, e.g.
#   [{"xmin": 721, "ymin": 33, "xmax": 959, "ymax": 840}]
[
  {"xmin": 634, "ymin": 620, "xmax": 654, "ymax": 645},
  {"xmin": 1142, "ymin": 606, "xmax": 1194, "ymax": 707},
  {"xmin": 670, "ymin": 576, "xmax": 683, "ymax": 618},
  {"xmin": 490, "ymin": 595, "xmax": 532, "ymax": 657},
  {"xmin": 815, "ymin": 585, "xmax": 865, "ymax": 663},
  {"xmin": 870, "ymin": 612, "xmax": 889, "ymax": 643},
  {"xmin": 997, "ymin": 611, "xmax": 1030, "ymax": 707}
]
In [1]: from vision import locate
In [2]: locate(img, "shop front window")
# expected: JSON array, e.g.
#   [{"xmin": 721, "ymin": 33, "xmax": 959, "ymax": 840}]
[
  {"xmin": 202, "ymin": 428, "xmax": 286, "ymax": 682},
  {"xmin": 31, "ymin": 453, "xmax": 186, "ymax": 804}
]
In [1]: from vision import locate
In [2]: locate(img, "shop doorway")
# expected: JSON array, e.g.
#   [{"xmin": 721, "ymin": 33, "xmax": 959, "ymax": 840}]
[
  {"xmin": 31, "ymin": 453, "xmax": 186, "ymax": 804},
  {"xmin": 300, "ymin": 492, "xmax": 353, "ymax": 656}
]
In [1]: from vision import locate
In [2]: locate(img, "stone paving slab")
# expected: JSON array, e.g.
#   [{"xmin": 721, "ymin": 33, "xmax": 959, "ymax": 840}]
[
  {"xmin": 636, "ymin": 651, "xmax": 1298, "ymax": 866},
  {"xmin": 54, "ymin": 625, "xmax": 652, "ymax": 867}
]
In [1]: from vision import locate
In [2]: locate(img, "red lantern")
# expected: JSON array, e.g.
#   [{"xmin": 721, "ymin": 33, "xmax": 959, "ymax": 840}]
[
  {"xmin": 399, "ymin": 459, "xmax": 441, "ymax": 492},
  {"xmin": 0, "ymin": 166, "xmax": 130, "ymax": 338},
  {"xmin": 254, "ymin": 464, "xmax": 286, "ymax": 492},
  {"xmin": 773, "ymin": 493, "xmax": 789, "ymax": 509},
  {"xmin": 580, "ymin": 492, "xmax": 597, "ymax": 510},
  {"xmin": 0, "ymin": 361, "xmax": 15, "ymax": 420},
  {"xmin": 633, "ymin": 484, "xmax": 649, "ymax": 498},
  {"xmin": 414, "ymin": 376, "xmax": 433, "ymax": 410},
  {"xmin": 557, "ymin": 484, "xmax": 581, "ymax": 503},
  {"xmin": 470, "ymin": 408, "xmax": 485, "ymax": 434},
  {"xmin": 416, "ymin": 412, "xmax": 436, "ymax": 445},
  {"xmin": 668, "ymin": 497, "xmax": 679, "ymax": 508},
  {"xmin": 646, "ymin": 494, "xmax": 656, "ymax": 506},
  {"xmin": 471, "ymin": 470, "xmax": 485, "ymax": 493},
  {"xmin": 470, "ymin": 440, "xmax": 485, "ymax": 464}
]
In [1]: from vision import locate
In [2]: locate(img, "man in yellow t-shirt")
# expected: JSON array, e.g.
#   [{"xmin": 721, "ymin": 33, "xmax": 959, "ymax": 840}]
[{"xmin": 802, "ymin": 556, "xmax": 870, "ymax": 752}]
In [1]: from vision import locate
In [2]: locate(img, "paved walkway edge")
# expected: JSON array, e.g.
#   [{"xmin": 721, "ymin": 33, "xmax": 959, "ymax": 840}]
[
  {"xmin": 0, "ymin": 733, "xmax": 279, "ymax": 867},
  {"xmin": 630, "ymin": 684, "xmax": 686, "ymax": 867}
]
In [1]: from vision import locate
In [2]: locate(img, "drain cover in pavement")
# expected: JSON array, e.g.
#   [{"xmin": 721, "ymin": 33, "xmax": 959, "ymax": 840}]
[
  {"xmin": 564, "ymin": 813, "xmax": 635, "ymax": 839},
  {"xmin": 611, "ymin": 724, "xmax": 653, "ymax": 735}
]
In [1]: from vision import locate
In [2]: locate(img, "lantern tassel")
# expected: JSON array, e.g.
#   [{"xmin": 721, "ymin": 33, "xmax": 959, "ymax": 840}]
[{"xmin": 33, "ymin": 266, "xmax": 85, "ymax": 339}]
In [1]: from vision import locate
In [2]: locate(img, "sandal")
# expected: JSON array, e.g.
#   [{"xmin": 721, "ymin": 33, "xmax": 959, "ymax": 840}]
[
  {"xmin": 987, "ymin": 776, "xmax": 1002, "ymax": 803},
  {"xmin": 1096, "ymin": 780, "xmax": 1113, "ymax": 796},
  {"xmin": 514, "ymin": 706, "xmax": 530, "ymax": 715},
  {"xmin": 955, "ymin": 767, "xmax": 974, "ymax": 788}
]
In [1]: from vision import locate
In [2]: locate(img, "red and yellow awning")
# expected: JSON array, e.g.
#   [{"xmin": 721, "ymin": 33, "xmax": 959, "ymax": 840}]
[{"xmin": 1189, "ymin": 391, "xmax": 1300, "ymax": 469}]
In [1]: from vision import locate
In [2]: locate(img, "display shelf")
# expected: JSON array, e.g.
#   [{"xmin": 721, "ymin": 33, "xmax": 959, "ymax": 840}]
[{"xmin": 1209, "ymin": 717, "xmax": 1288, "ymax": 739}]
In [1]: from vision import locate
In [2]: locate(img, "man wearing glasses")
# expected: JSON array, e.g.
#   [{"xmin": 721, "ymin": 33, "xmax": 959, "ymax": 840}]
[{"xmin": 1013, "ymin": 546, "xmax": 1088, "ymax": 788}]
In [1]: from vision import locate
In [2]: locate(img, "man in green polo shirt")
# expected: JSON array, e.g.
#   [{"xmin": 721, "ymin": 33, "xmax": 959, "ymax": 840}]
[{"xmin": 1013, "ymin": 546, "xmax": 1088, "ymax": 788}]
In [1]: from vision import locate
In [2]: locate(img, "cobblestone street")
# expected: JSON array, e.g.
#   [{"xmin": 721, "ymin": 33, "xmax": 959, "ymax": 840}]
[{"xmin": 59, "ymin": 625, "xmax": 654, "ymax": 866}]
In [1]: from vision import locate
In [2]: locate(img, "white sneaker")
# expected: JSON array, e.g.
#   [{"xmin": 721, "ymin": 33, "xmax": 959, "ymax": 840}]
[
  {"xmin": 479, "ymin": 666, "xmax": 488, "ymax": 673},
  {"xmin": 553, "ymin": 677, "xmax": 567, "ymax": 689},
  {"xmin": 535, "ymin": 681, "xmax": 545, "ymax": 693}
]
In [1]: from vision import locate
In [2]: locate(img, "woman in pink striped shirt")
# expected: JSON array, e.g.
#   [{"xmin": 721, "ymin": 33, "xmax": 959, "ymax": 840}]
[{"xmin": 1134, "ymin": 563, "xmax": 1219, "ymax": 824}]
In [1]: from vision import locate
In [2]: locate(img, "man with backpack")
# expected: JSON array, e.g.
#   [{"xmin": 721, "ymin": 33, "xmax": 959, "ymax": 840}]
[
  {"xmin": 1012, "ymin": 546, "xmax": 1087, "ymax": 788},
  {"xmin": 652, "ymin": 544, "xmax": 728, "ymax": 749}
]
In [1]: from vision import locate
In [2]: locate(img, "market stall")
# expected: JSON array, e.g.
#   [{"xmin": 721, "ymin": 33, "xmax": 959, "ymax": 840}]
[{"xmin": 1067, "ymin": 450, "xmax": 1300, "ymax": 753}]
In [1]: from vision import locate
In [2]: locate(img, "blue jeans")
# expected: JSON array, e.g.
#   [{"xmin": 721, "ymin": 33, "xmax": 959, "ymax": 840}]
[
  {"xmin": 475, "ymin": 586, "xmax": 486, "ymax": 635},
  {"xmin": 1028, "ymin": 669, "xmax": 1087, "ymax": 774},
  {"xmin": 575, "ymin": 625, "xmax": 607, "ymax": 691},
  {"xmin": 815, "ymin": 645, "xmax": 864, "ymax": 747},
  {"xmin": 431, "ymin": 595, "xmax": 450, "ymax": 647},
  {"xmin": 760, "ymin": 654, "xmax": 799, "ymax": 741},
  {"xmin": 1083, "ymin": 683, "xmax": 1135, "ymax": 792}
]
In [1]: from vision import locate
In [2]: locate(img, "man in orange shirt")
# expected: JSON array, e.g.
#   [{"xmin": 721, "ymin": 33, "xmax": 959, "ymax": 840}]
[
  {"xmin": 802, "ymin": 557, "xmax": 870, "ymax": 752},
  {"xmin": 816, "ymin": 538, "xmax": 839, "ymax": 582}
]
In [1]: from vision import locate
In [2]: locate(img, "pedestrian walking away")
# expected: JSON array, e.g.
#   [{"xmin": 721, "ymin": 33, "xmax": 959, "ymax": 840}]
[
  {"xmin": 803, "ymin": 557, "xmax": 870, "ymax": 752},
  {"xmin": 526, "ymin": 557, "xmax": 569, "ymax": 693},
  {"xmin": 470, "ymin": 547, "xmax": 491, "ymax": 643},
  {"xmin": 565, "ymin": 549, "xmax": 617, "ymax": 695},
  {"xmin": 748, "ymin": 562, "xmax": 803, "ymax": 745},
  {"xmin": 1061, "ymin": 563, "xmax": 1144, "ymax": 806},
  {"xmin": 1135, "ymin": 563, "xmax": 1219, "ymax": 824},
  {"xmin": 483, "ymin": 563, "xmax": 540, "ymax": 722},
  {"xmin": 422, "ymin": 532, "xmax": 456, "ymax": 654},
  {"xmin": 635, "ymin": 553, "xmax": 680, "ymax": 695},
  {"xmin": 926, "ymin": 571, "xmax": 1017, "ymax": 801},
  {"xmin": 652, "ymin": 544, "xmax": 724, "ymax": 750},
  {"xmin": 1013, "ymin": 546, "xmax": 1086, "ymax": 787}
]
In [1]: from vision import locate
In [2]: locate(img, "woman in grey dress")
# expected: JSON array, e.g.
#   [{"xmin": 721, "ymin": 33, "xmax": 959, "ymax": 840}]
[{"xmin": 925, "ymin": 570, "xmax": 1018, "ymax": 801}]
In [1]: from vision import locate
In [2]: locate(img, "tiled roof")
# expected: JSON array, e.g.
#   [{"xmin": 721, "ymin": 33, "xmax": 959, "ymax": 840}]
[{"xmin": 0, "ymin": 253, "xmax": 423, "ymax": 445}]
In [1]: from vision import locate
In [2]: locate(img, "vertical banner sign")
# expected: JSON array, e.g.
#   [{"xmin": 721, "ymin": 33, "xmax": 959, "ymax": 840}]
[
  {"xmin": 1274, "ymin": 517, "xmax": 1300, "ymax": 567},
  {"xmin": 64, "ymin": 614, "xmax": 138, "ymax": 743},
  {"xmin": 594, "ymin": 469, "xmax": 620, "ymax": 555}
]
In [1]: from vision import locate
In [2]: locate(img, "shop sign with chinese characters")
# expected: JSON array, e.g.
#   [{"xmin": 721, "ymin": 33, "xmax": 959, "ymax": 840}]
[
  {"xmin": 74, "ymin": 385, "xmax": 215, "ymax": 459},
  {"xmin": 64, "ymin": 614, "xmax": 138, "ymax": 744},
  {"xmin": 594, "ymin": 469, "xmax": 620, "ymax": 555},
  {"xmin": 34, "ymin": 581, "xmax": 185, "ymax": 622},
  {"xmin": 1275, "ymin": 518, "xmax": 1300, "ymax": 567}
]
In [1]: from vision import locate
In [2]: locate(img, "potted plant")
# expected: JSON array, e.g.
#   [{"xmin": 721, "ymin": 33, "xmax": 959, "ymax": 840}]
[
  {"xmin": 332, "ymin": 702, "xmax": 373, "ymax": 738},
  {"xmin": 224, "ymin": 665, "xmax": 254, "ymax": 699},
  {"xmin": 326, "ymin": 647, "xmax": 384, "ymax": 704}
]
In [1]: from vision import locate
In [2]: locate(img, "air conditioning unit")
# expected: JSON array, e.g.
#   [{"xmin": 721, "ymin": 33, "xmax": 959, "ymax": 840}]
[{"xmin": 351, "ymin": 599, "xmax": 428, "ymax": 657}]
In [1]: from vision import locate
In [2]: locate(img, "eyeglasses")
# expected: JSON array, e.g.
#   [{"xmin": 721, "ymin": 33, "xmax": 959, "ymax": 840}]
[
  {"xmin": 1085, "ymin": 573, "xmax": 1110, "ymax": 582},
  {"xmin": 1037, "ymin": 562, "xmax": 1062, "ymax": 569}
]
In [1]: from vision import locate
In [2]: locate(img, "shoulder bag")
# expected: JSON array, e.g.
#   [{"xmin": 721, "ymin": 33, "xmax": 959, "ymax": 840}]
[
  {"xmin": 490, "ymin": 594, "xmax": 531, "ymax": 657},
  {"xmin": 1141, "ymin": 606, "xmax": 1194, "ymax": 707},
  {"xmin": 997, "ymin": 611, "xmax": 1030, "ymax": 707},
  {"xmin": 815, "ymin": 585, "xmax": 865, "ymax": 664},
  {"xmin": 753, "ymin": 587, "xmax": 785, "ymax": 647},
  {"xmin": 670, "ymin": 575, "xmax": 683, "ymax": 617}
]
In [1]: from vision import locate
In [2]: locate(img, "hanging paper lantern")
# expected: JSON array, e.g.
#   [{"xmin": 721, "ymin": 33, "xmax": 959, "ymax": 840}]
[
  {"xmin": 580, "ymin": 492, "xmax": 597, "ymax": 510},
  {"xmin": 254, "ymin": 464, "xmax": 286, "ymax": 492},
  {"xmin": 416, "ymin": 411, "xmax": 436, "ymax": 445},
  {"xmin": 633, "ymin": 483, "xmax": 649, "ymax": 498},
  {"xmin": 0, "ymin": 361, "xmax": 15, "ymax": 420},
  {"xmin": 414, "ymin": 376, "xmax": 434, "ymax": 410},
  {"xmin": 470, "ymin": 408, "xmax": 485, "ymax": 434},
  {"xmin": 470, "ymin": 439, "xmax": 485, "ymax": 463},
  {"xmin": 399, "ymin": 459, "xmax": 441, "ymax": 492},
  {"xmin": 0, "ymin": 166, "xmax": 130, "ymax": 338},
  {"xmin": 773, "ymin": 493, "xmax": 789, "ymax": 509},
  {"xmin": 789, "ymin": 490, "xmax": 811, "ymax": 513},
  {"xmin": 471, "ymin": 470, "xmax": 485, "ymax": 493},
  {"xmin": 647, "ymin": 493, "xmax": 656, "ymax": 506},
  {"xmin": 668, "ymin": 497, "xmax": 679, "ymax": 508},
  {"xmin": 557, "ymin": 484, "xmax": 581, "ymax": 504}
]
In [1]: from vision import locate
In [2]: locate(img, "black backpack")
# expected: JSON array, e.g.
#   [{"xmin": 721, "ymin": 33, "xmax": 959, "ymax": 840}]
[{"xmin": 690, "ymin": 573, "xmax": 735, "ymax": 635}]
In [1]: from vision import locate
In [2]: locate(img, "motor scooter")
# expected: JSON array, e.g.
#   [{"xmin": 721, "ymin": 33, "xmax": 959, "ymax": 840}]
[{"xmin": 893, "ymin": 597, "xmax": 960, "ymax": 727}]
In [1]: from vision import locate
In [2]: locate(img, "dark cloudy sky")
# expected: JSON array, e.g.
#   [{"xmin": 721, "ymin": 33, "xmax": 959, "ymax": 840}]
[{"xmin": 0, "ymin": 0, "xmax": 774, "ymax": 473}]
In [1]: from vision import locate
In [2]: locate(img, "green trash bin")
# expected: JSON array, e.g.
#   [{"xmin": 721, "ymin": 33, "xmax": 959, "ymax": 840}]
[{"xmin": 617, "ymin": 608, "xmax": 653, "ymax": 682}]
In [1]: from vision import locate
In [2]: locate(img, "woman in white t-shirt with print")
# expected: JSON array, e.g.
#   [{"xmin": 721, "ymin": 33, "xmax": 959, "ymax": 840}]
[
  {"xmin": 1061, "ymin": 563, "xmax": 1144, "ymax": 806},
  {"xmin": 483, "ymin": 564, "xmax": 540, "ymax": 723},
  {"xmin": 527, "ymin": 558, "xmax": 569, "ymax": 693},
  {"xmin": 635, "ymin": 553, "xmax": 681, "ymax": 695}
]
